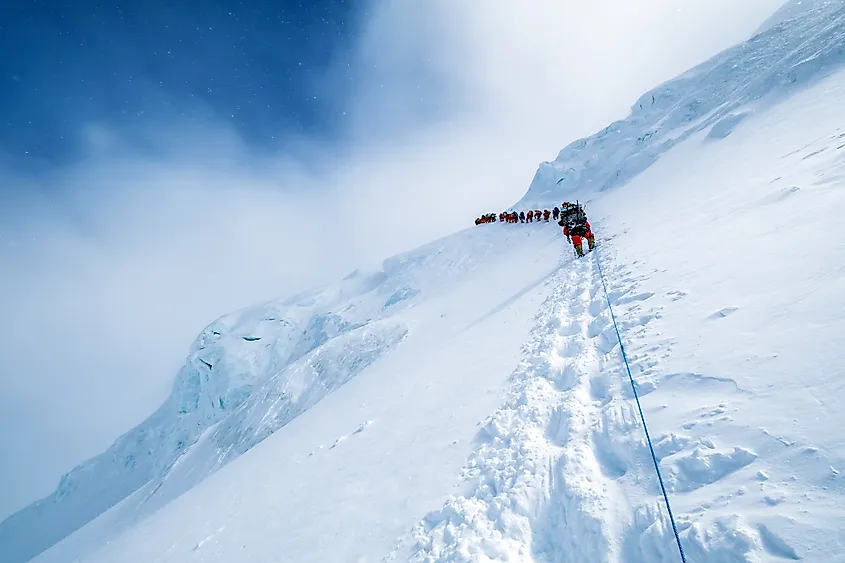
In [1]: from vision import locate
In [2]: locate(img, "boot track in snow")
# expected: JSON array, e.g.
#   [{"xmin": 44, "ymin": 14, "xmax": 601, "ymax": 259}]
[{"xmin": 395, "ymin": 249, "xmax": 682, "ymax": 562}]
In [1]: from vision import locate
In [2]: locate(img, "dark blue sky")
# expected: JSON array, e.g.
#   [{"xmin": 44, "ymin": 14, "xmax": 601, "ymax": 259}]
[{"xmin": 0, "ymin": 0, "xmax": 367, "ymax": 167}]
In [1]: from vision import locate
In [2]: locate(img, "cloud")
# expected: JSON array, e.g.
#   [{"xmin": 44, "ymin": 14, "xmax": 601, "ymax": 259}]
[{"xmin": 0, "ymin": 0, "xmax": 782, "ymax": 518}]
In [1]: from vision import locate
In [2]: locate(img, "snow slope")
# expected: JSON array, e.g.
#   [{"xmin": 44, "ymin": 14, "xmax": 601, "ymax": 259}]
[
  {"xmin": 521, "ymin": 0, "xmax": 845, "ymax": 208},
  {"xmin": 0, "ymin": 258, "xmax": 413, "ymax": 562},
  {"xmin": 395, "ymin": 1, "xmax": 845, "ymax": 559},
  {"xmin": 6, "ymin": 0, "xmax": 845, "ymax": 560},
  {"xmin": 22, "ymin": 223, "xmax": 563, "ymax": 563},
  {"xmin": 398, "ymin": 65, "xmax": 845, "ymax": 563}
]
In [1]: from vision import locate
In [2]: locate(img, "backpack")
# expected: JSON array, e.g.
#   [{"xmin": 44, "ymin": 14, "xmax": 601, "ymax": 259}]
[{"xmin": 569, "ymin": 223, "xmax": 588, "ymax": 237}]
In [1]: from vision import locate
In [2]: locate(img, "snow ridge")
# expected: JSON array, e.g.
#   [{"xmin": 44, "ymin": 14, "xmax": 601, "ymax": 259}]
[
  {"xmin": 0, "ymin": 267, "xmax": 412, "ymax": 562},
  {"xmin": 521, "ymin": 0, "xmax": 845, "ymax": 207}
]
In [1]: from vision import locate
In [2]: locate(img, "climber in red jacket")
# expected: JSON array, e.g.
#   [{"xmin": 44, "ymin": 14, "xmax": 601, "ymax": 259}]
[{"xmin": 563, "ymin": 220, "xmax": 595, "ymax": 257}]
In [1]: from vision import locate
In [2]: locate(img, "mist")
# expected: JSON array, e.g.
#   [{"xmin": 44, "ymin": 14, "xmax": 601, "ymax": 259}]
[{"xmin": 0, "ymin": 0, "xmax": 782, "ymax": 518}]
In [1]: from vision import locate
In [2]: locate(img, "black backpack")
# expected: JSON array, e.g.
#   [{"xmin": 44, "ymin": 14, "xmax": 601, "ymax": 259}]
[{"xmin": 569, "ymin": 223, "xmax": 588, "ymax": 237}]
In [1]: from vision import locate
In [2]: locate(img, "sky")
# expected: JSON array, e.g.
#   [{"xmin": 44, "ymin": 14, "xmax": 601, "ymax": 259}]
[{"xmin": 0, "ymin": 0, "xmax": 783, "ymax": 520}]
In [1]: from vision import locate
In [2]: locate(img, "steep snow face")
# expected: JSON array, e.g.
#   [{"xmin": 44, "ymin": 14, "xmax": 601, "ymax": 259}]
[
  {"xmin": 0, "ymin": 271, "xmax": 408, "ymax": 563},
  {"xmin": 756, "ymin": 0, "xmax": 834, "ymax": 33},
  {"xmin": 22, "ymin": 223, "xmax": 564, "ymax": 563},
  {"xmin": 0, "ymin": 225, "xmax": 557, "ymax": 563},
  {"xmin": 520, "ymin": 0, "xmax": 845, "ymax": 208}
]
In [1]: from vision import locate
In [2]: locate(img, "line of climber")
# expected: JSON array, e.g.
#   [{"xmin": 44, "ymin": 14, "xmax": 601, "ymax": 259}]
[
  {"xmin": 474, "ymin": 202, "xmax": 595, "ymax": 257},
  {"xmin": 475, "ymin": 202, "xmax": 579, "ymax": 226}
]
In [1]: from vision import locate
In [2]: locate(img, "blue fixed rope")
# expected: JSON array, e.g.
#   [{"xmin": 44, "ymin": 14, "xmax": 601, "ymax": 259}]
[{"xmin": 594, "ymin": 249, "xmax": 688, "ymax": 563}]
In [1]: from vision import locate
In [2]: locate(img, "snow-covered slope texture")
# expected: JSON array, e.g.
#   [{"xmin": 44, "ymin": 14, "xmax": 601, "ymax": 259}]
[
  {"xmin": 36, "ymin": 50, "xmax": 845, "ymax": 563},
  {"xmin": 18, "ymin": 223, "xmax": 563, "ymax": 563},
  {"xmin": 394, "ymin": 4, "xmax": 845, "ymax": 562},
  {"xmin": 0, "ymin": 271, "xmax": 410, "ymax": 562},
  {"xmin": 11, "ymin": 1, "xmax": 845, "ymax": 561},
  {"xmin": 521, "ymin": 0, "xmax": 845, "ymax": 208}
]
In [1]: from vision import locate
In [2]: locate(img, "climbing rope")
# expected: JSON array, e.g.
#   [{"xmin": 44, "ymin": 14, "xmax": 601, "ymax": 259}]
[{"xmin": 594, "ymin": 249, "xmax": 689, "ymax": 563}]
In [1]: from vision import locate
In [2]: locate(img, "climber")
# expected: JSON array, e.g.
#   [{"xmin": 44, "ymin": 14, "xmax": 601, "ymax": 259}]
[
  {"xmin": 527, "ymin": 210, "xmax": 534, "ymax": 222},
  {"xmin": 563, "ymin": 219, "xmax": 595, "ymax": 256},
  {"xmin": 552, "ymin": 207, "xmax": 560, "ymax": 221},
  {"xmin": 543, "ymin": 209, "xmax": 551, "ymax": 222},
  {"xmin": 563, "ymin": 222, "xmax": 586, "ymax": 257},
  {"xmin": 519, "ymin": 211, "xmax": 525, "ymax": 223},
  {"xmin": 534, "ymin": 209, "xmax": 542, "ymax": 223}
]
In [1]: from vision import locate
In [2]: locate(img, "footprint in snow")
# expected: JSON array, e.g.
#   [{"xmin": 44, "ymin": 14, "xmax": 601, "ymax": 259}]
[
  {"xmin": 545, "ymin": 406, "xmax": 571, "ymax": 446},
  {"xmin": 589, "ymin": 372, "xmax": 611, "ymax": 403},
  {"xmin": 592, "ymin": 430, "xmax": 628, "ymax": 479},
  {"xmin": 560, "ymin": 337, "xmax": 583, "ymax": 357},
  {"xmin": 588, "ymin": 297, "xmax": 607, "ymax": 317},
  {"xmin": 551, "ymin": 363, "xmax": 578, "ymax": 392},
  {"xmin": 587, "ymin": 315, "xmax": 610, "ymax": 338},
  {"xmin": 558, "ymin": 320, "xmax": 581, "ymax": 337}
]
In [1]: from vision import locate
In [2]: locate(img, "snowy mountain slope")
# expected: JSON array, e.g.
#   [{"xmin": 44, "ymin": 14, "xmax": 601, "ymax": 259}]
[
  {"xmin": 36, "ymin": 58, "xmax": 845, "ymax": 562},
  {"xmin": 391, "ymin": 7, "xmax": 845, "ymax": 562},
  {"xmin": 43, "ymin": 69, "xmax": 845, "ymax": 563},
  {"xmin": 395, "ymin": 65, "xmax": 845, "ymax": 563},
  {"xmin": 10, "ymin": 0, "xmax": 845, "ymax": 561},
  {"xmin": 28, "ymin": 224, "xmax": 564, "ymax": 563},
  {"xmin": 0, "ymin": 263, "xmax": 412, "ymax": 562},
  {"xmin": 521, "ymin": 0, "xmax": 845, "ymax": 208}
]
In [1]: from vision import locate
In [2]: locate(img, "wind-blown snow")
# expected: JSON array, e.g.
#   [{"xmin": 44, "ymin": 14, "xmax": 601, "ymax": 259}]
[
  {"xmin": 5, "ymin": 0, "xmax": 845, "ymax": 561},
  {"xmin": 520, "ymin": 0, "xmax": 845, "ymax": 207}
]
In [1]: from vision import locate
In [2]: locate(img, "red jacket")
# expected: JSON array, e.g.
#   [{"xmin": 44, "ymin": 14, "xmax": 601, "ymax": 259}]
[{"xmin": 564, "ymin": 222, "xmax": 592, "ymax": 241}]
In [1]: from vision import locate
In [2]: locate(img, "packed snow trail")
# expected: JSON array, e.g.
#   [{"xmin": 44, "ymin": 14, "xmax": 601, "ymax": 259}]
[
  {"xmin": 397, "ymin": 209, "xmax": 839, "ymax": 562},
  {"xmin": 394, "ymin": 248, "xmax": 689, "ymax": 562},
  {"xmin": 594, "ymin": 250, "xmax": 687, "ymax": 563}
]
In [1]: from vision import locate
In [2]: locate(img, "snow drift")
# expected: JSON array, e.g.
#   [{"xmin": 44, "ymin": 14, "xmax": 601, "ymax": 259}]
[{"xmin": 4, "ymin": 0, "xmax": 845, "ymax": 561}]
